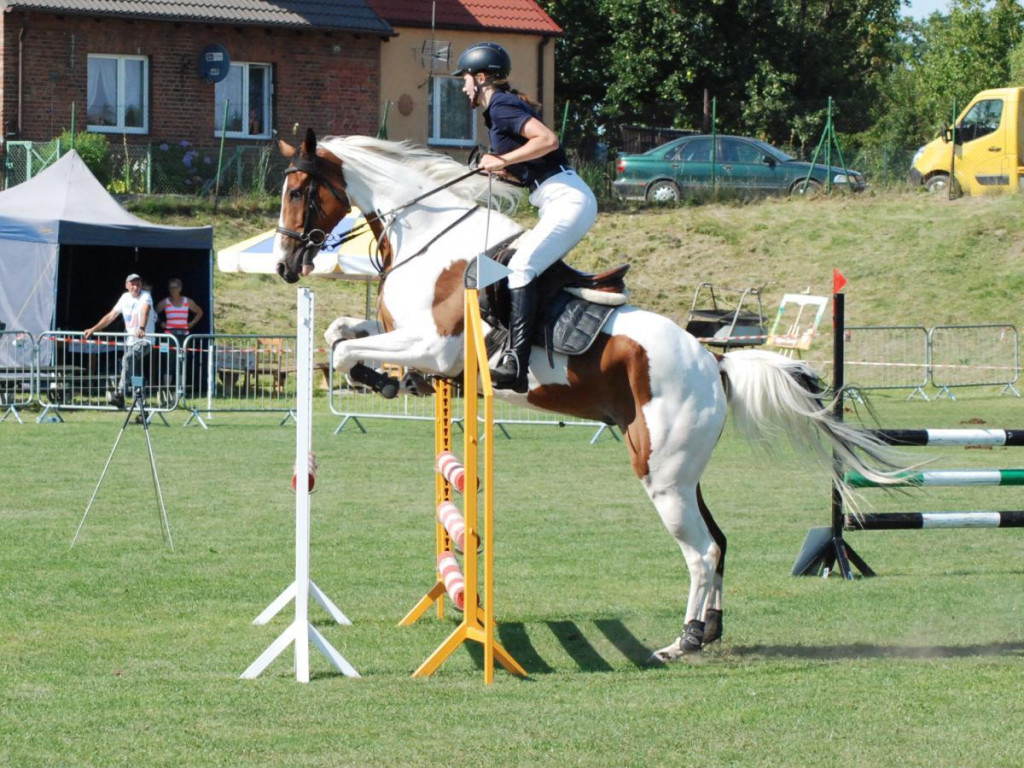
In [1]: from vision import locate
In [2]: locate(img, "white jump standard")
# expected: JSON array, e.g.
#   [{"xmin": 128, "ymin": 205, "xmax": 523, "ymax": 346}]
[{"xmin": 241, "ymin": 288, "xmax": 358, "ymax": 682}]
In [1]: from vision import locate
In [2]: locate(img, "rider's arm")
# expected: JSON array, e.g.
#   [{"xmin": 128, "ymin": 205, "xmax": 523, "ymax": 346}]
[{"xmin": 478, "ymin": 117, "xmax": 559, "ymax": 172}]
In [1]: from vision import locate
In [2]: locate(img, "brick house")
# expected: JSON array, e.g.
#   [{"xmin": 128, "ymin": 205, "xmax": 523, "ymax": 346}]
[
  {"xmin": 0, "ymin": 0, "xmax": 559, "ymax": 185},
  {"xmin": 0, "ymin": 0, "xmax": 393, "ymax": 162}
]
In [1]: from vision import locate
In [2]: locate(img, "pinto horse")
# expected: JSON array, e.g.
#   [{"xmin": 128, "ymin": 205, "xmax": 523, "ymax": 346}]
[{"xmin": 273, "ymin": 129, "xmax": 899, "ymax": 662}]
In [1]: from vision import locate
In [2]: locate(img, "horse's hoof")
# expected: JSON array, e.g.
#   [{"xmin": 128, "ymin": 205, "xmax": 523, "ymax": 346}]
[
  {"xmin": 402, "ymin": 371, "xmax": 434, "ymax": 397},
  {"xmin": 648, "ymin": 620, "xmax": 706, "ymax": 664},
  {"xmin": 379, "ymin": 378, "xmax": 399, "ymax": 399},
  {"xmin": 704, "ymin": 609, "xmax": 723, "ymax": 645}
]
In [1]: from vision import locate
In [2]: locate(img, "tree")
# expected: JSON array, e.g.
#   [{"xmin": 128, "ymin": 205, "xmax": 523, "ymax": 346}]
[{"xmin": 541, "ymin": 0, "xmax": 906, "ymax": 149}]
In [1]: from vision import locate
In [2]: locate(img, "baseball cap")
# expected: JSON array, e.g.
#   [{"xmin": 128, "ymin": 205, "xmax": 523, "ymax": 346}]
[{"xmin": 126, "ymin": 273, "xmax": 142, "ymax": 282}]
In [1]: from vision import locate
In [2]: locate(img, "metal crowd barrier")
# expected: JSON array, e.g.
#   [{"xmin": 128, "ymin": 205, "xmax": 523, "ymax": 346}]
[
  {"xmin": 325, "ymin": 340, "xmax": 615, "ymax": 441},
  {"xmin": 0, "ymin": 329, "xmax": 36, "ymax": 423},
  {"xmin": 929, "ymin": 324, "xmax": 1020, "ymax": 399},
  {"xmin": 32, "ymin": 331, "xmax": 180, "ymax": 422},
  {"xmin": 179, "ymin": 334, "xmax": 298, "ymax": 428},
  {"xmin": 841, "ymin": 324, "xmax": 1019, "ymax": 400},
  {"xmin": 844, "ymin": 325, "xmax": 930, "ymax": 399},
  {"xmin": 6, "ymin": 326, "xmax": 1019, "ymax": 426}
]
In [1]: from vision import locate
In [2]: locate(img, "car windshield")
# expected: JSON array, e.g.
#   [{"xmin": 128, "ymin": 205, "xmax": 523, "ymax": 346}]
[{"xmin": 752, "ymin": 139, "xmax": 793, "ymax": 162}]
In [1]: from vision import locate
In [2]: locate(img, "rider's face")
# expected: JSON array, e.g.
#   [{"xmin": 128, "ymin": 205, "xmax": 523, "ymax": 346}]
[{"xmin": 462, "ymin": 73, "xmax": 483, "ymax": 108}]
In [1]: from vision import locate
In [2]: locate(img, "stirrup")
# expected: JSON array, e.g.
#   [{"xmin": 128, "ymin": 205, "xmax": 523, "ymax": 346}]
[{"xmin": 490, "ymin": 353, "xmax": 527, "ymax": 393}]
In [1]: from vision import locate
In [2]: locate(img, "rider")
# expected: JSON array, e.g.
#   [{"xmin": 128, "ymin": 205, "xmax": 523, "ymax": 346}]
[{"xmin": 455, "ymin": 42, "xmax": 598, "ymax": 393}]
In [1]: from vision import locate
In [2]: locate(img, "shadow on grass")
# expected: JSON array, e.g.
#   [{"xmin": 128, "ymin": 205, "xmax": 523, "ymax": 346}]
[
  {"xmin": 730, "ymin": 641, "xmax": 1024, "ymax": 660},
  {"xmin": 458, "ymin": 619, "xmax": 657, "ymax": 675}
]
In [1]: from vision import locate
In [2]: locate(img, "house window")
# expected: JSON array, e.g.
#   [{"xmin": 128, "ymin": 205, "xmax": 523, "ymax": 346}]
[
  {"xmin": 215, "ymin": 63, "xmax": 272, "ymax": 139},
  {"xmin": 429, "ymin": 76, "xmax": 476, "ymax": 147},
  {"xmin": 87, "ymin": 55, "xmax": 148, "ymax": 133}
]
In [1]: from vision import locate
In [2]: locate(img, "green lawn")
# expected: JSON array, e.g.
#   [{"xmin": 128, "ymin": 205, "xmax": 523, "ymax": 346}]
[{"xmin": 2, "ymin": 390, "xmax": 1023, "ymax": 767}]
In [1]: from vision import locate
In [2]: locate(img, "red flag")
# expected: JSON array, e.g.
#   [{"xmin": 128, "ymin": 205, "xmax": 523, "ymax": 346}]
[{"xmin": 833, "ymin": 268, "xmax": 847, "ymax": 294}]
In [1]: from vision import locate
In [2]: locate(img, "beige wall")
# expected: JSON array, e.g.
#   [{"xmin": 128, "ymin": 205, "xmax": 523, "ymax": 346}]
[{"xmin": 378, "ymin": 29, "xmax": 556, "ymax": 162}]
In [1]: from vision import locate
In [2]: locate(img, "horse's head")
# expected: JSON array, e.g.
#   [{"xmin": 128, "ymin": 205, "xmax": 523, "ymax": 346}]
[{"xmin": 274, "ymin": 127, "xmax": 352, "ymax": 283}]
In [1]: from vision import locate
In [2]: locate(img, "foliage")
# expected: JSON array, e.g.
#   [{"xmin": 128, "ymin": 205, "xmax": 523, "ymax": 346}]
[
  {"xmin": 541, "ymin": 0, "xmax": 905, "ymax": 149},
  {"xmin": 151, "ymin": 139, "xmax": 216, "ymax": 195},
  {"xmin": 58, "ymin": 129, "xmax": 112, "ymax": 186}
]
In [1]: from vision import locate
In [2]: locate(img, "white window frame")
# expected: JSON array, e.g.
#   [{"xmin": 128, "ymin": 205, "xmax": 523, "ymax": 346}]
[
  {"xmin": 87, "ymin": 54, "xmax": 149, "ymax": 134},
  {"xmin": 429, "ymin": 75, "xmax": 477, "ymax": 148},
  {"xmin": 215, "ymin": 62, "xmax": 273, "ymax": 140}
]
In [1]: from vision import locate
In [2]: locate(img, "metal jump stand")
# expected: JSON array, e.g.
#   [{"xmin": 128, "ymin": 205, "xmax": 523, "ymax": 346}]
[
  {"xmin": 71, "ymin": 376, "xmax": 173, "ymax": 550},
  {"xmin": 790, "ymin": 292, "xmax": 873, "ymax": 579}
]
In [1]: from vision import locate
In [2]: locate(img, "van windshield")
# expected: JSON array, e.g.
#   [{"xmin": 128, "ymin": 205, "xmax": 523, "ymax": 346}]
[{"xmin": 958, "ymin": 99, "xmax": 1003, "ymax": 142}]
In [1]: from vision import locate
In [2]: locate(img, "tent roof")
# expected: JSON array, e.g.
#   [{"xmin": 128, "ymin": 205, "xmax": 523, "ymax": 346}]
[{"xmin": 0, "ymin": 151, "xmax": 213, "ymax": 248}]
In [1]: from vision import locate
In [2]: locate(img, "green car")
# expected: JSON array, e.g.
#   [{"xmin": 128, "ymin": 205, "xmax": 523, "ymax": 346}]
[{"xmin": 613, "ymin": 134, "xmax": 866, "ymax": 201}]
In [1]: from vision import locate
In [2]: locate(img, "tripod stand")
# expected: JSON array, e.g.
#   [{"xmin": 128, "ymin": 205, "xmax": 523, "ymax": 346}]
[{"xmin": 72, "ymin": 377, "xmax": 173, "ymax": 550}]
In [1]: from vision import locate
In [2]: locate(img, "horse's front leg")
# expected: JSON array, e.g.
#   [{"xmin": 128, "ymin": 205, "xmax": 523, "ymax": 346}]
[{"xmin": 331, "ymin": 327, "xmax": 463, "ymax": 395}]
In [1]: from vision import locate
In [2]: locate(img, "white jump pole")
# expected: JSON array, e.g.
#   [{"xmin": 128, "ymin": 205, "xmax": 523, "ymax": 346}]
[{"xmin": 241, "ymin": 288, "xmax": 359, "ymax": 682}]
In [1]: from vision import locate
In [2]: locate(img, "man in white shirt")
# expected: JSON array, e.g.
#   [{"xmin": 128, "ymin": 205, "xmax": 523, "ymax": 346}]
[{"xmin": 84, "ymin": 273, "xmax": 156, "ymax": 408}]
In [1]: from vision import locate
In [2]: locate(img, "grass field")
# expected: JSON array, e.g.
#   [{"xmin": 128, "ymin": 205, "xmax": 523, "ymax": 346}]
[{"xmin": 2, "ymin": 388, "xmax": 1023, "ymax": 767}]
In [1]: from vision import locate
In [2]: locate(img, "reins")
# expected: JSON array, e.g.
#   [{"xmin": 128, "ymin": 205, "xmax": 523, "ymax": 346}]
[{"xmin": 278, "ymin": 156, "xmax": 485, "ymax": 274}]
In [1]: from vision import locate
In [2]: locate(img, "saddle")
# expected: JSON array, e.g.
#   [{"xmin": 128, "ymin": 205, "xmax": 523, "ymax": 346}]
[{"xmin": 467, "ymin": 237, "xmax": 630, "ymax": 365}]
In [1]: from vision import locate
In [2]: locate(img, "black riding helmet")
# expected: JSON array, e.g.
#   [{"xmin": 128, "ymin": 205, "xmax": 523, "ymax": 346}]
[{"xmin": 452, "ymin": 42, "xmax": 511, "ymax": 79}]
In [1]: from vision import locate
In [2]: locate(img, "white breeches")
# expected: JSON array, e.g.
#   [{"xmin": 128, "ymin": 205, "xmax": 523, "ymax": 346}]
[{"xmin": 506, "ymin": 170, "xmax": 598, "ymax": 289}]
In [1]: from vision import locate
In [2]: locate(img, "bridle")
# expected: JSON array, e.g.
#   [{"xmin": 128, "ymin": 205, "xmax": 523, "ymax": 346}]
[
  {"xmin": 275, "ymin": 155, "xmax": 351, "ymax": 268},
  {"xmin": 277, "ymin": 152, "xmax": 487, "ymax": 275}
]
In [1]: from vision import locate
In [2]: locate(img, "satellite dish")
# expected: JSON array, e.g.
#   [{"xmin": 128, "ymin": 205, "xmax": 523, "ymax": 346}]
[{"xmin": 199, "ymin": 44, "xmax": 231, "ymax": 84}]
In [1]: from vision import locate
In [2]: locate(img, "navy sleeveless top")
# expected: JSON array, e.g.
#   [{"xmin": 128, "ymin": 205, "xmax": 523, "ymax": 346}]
[{"xmin": 483, "ymin": 90, "xmax": 570, "ymax": 187}]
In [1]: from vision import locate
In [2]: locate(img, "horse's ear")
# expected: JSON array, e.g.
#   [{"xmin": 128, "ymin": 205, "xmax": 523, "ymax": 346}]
[
  {"xmin": 279, "ymin": 139, "xmax": 296, "ymax": 159},
  {"xmin": 302, "ymin": 127, "xmax": 318, "ymax": 156}
]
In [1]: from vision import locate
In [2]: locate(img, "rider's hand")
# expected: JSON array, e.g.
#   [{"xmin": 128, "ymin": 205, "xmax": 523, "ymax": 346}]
[{"xmin": 478, "ymin": 153, "xmax": 508, "ymax": 173}]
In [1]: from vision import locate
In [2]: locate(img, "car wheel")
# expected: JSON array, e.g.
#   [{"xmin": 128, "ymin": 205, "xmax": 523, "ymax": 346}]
[
  {"xmin": 924, "ymin": 174, "xmax": 949, "ymax": 194},
  {"xmin": 790, "ymin": 179, "xmax": 822, "ymax": 198},
  {"xmin": 924, "ymin": 174, "xmax": 961, "ymax": 197},
  {"xmin": 646, "ymin": 180, "xmax": 681, "ymax": 203}
]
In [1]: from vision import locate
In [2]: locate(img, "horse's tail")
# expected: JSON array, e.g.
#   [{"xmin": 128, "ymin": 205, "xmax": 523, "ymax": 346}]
[{"xmin": 718, "ymin": 349, "xmax": 905, "ymax": 508}]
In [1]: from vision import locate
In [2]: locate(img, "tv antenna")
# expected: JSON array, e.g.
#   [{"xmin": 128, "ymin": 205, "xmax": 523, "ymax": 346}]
[{"xmin": 418, "ymin": 2, "xmax": 451, "ymax": 72}]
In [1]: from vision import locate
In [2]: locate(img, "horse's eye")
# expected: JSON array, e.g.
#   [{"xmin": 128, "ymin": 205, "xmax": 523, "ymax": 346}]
[{"xmin": 289, "ymin": 189, "xmax": 303, "ymax": 201}]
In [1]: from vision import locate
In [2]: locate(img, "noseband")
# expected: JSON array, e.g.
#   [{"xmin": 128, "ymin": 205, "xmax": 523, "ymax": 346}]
[{"xmin": 276, "ymin": 155, "xmax": 350, "ymax": 267}]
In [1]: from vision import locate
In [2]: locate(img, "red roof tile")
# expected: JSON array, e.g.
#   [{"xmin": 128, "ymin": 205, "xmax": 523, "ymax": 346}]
[
  {"xmin": 0, "ymin": 0, "xmax": 393, "ymax": 35},
  {"xmin": 366, "ymin": 0, "xmax": 560, "ymax": 35}
]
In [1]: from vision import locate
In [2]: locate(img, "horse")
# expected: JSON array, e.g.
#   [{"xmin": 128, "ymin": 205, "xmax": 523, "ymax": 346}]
[{"xmin": 273, "ymin": 128, "xmax": 901, "ymax": 662}]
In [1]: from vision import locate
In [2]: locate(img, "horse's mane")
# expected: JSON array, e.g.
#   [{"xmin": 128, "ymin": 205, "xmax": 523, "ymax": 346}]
[{"xmin": 320, "ymin": 135, "xmax": 522, "ymax": 213}]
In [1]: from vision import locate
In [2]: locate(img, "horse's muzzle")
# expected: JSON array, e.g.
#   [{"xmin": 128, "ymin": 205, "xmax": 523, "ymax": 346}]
[{"xmin": 276, "ymin": 261, "xmax": 300, "ymax": 284}]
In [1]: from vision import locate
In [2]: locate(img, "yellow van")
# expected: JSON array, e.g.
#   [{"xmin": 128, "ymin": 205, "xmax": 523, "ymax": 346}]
[{"xmin": 910, "ymin": 87, "xmax": 1024, "ymax": 195}]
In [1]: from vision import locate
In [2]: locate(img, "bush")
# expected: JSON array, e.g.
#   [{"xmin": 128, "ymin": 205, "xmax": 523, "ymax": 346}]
[
  {"xmin": 58, "ymin": 130, "xmax": 112, "ymax": 186},
  {"xmin": 152, "ymin": 140, "xmax": 216, "ymax": 195}
]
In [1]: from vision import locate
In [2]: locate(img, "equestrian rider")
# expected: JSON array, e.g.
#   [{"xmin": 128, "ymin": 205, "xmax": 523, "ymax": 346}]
[{"xmin": 456, "ymin": 42, "xmax": 598, "ymax": 393}]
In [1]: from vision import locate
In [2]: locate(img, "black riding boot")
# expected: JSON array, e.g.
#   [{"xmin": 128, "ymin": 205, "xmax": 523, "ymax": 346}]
[{"xmin": 490, "ymin": 284, "xmax": 538, "ymax": 394}]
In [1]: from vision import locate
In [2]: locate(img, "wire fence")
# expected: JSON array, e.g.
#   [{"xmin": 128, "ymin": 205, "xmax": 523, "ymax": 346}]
[
  {"xmin": 3, "ymin": 139, "xmax": 289, "ymax": 195},
  {"xmin": 4, "ymin": 133, "xmax": 919, "ymax": 199}
]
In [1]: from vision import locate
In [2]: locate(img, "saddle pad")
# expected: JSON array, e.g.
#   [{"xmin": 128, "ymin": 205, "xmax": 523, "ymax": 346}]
[{"xmin": 548, "ymin": 293, "xmax": 617, "ymax": 356}]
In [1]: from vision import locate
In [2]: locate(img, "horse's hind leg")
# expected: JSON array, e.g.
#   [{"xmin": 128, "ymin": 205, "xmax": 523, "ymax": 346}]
[
  {"xmin": 647, "ymin": 478, "xmax": 723, "ymax": 663},
  {"xmin": 697, "ymin": 484, "xmax": 725, "ymax": 645}
]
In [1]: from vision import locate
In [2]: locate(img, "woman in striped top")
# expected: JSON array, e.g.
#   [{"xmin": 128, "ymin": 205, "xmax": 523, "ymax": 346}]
[
  {"xmin": 157, "ymin": 278, "xmax": 204, "ymax": 401},
  {"xmin": 157, "ymin": 278, "xmax": 204, "ymax": 339}
]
